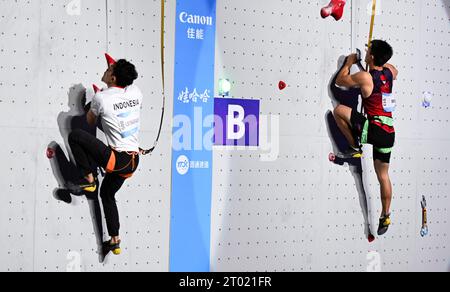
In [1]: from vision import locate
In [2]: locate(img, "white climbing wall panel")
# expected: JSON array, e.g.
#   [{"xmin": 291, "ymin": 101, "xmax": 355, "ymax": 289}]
[
  {"xmin": 0, "ymin": 0, "xmax": 448, "ymax": 272},
  {"xmin": 0, "ymin": 0, "xmax": 174, "ymax": 272},
  {"xmin": 211, "ymin": 0, "xmax": 450, "ymax": 272}
]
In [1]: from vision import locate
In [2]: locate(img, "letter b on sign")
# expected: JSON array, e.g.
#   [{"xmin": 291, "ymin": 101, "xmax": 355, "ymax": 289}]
[
  {"xmin": 214, "ymin": 98, "xmax": 260, "ymax": 146},
  {"xmin": 227, "ymin": 105, "xmax": 245, "ymax": 140}
]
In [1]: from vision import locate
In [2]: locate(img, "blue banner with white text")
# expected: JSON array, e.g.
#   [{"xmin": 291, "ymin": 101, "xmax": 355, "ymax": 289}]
[{"xmin": 169, "ymin": 0, "xmax": 217, "ymax": 272}]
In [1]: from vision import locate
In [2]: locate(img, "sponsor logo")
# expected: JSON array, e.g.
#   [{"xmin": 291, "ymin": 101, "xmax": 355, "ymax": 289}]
[
  {"xmin": 176, "ymin": 155, "xmax": 190, "ymax": 175},
  {"xmin": 179, "ymin": 12, "xmax": 213, "ymax": 26}
]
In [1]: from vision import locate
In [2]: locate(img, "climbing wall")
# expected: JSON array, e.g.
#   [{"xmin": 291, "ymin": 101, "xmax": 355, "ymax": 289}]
[
  {"xmin": 211, "ymin": 0, "xmax": 450, "ymax": 272},
  {"xmin": 1, "ymin": 0, "xmax": 449, "ymax": 272},
  {"xmin": 0, "ymin": 0, "xmax": 174, "ymax": 272}
]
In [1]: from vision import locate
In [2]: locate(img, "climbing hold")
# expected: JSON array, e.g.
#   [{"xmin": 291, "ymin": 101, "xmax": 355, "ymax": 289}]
[
  {"xmin": 46, "ymin": 148, "xmax": 55, "ymax": 159},
  {"xmin": 328, "ymin": 153, "xmax": 336, "ymax": 162},
  {"xmin": 219, "ymin": 79, "xmax": 232, "ymax": 96},
  {"xmin": 422, "ymin": 91, "xmax": 433, "ymax": 108},
  {"xmin": 278, "ymin": 81, "xmax": 287, "ymax": 91},
  {"xmin": 321, "ymin": 0, "xmax": 346, "ymax": 21},
  {"xmin": 105, "ymin": 53, "xmax": 116, "ymax": 66},
  {"xmin": 93, "ymin": 84, "xmax": 101, "ymax": 93}
]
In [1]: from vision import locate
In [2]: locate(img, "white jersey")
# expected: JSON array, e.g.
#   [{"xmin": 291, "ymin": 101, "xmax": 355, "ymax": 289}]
[{"xmin": 91, "ymin": 85, "xmax": 143, "ymax": 152}]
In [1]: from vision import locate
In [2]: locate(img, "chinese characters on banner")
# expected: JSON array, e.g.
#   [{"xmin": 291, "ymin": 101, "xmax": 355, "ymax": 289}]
[
  {"xmin": 170, "ymin": 0, "xmax": 217, "ymax": 272},
  {"xmin": 178, "ymin": 87, "xmax": 211, "ymax": 103}
]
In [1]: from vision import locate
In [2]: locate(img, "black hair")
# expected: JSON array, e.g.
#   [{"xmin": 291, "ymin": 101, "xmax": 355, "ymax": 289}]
[
  {"xmin": 112, "ymin": 59, "xmax": 138, "ymax": 87},
  {"xmin": 370, "ymin": 40, "xmax": 393, "ymax": 67}
]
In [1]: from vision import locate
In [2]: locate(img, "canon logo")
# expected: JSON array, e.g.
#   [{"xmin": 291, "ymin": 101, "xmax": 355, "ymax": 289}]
[{"xmin": 179, "ymin": 12, "xmax": 213, "ymax": 26}]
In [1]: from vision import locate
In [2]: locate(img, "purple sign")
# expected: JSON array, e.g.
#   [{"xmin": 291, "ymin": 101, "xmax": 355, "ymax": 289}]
[{"xmin": 214, "ymin": 98, "xmax": 260, "ymax": 146}]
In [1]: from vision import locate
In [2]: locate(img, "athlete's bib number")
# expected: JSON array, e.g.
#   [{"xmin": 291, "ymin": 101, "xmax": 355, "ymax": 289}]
[{"xmin": 382, "ymin": 93, "xmax": 396, "ymax": 113}]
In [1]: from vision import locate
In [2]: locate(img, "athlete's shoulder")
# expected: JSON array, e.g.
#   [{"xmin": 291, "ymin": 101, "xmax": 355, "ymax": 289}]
[
  {"xmin": 357, "ymin": 71, "xmax": 374, "ymax": 98},
  {"xmin": 126, "ymin": 84, "xmax": 144, "ymax": 100},
  {"xmin": 92, "ymin": 91, "xmax": 107, "ymax": 106},
  {"xmin": 95, "ymin": 87, "xmax": 114, "ymax": 98},
  {"xmin": 354, "ymin": 71, "xmax": 372, "ymax": 84},
  {"xmin": 383, "ymin": 64, "xmax": 398, "ymax": 80},
  {"xmin": 91, "ymin": 89, "xmax": 109, "ymax": 114},
  {"xmin": 126, "ymin": 84, "xmax": 143, "ymax": 94}
]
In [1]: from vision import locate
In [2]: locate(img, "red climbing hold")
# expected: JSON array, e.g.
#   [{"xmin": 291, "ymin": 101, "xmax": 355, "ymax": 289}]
[
  {"xmin": 321, "ymin": 0, "xmax": 346, "ymax": 21},
  {"xmin": 46, "ymin": 148, "xmax": 55, "ymax": 159},
  {"xmin": 328, "ymin": 153, "xmax": 336, "ymax": 162},
  {"xmin": 278, "ymin": 81, "xmax": 287, "ymax": 91},
  {"xmin": 368, "ymin": 234, "xmax": 375, "ymax": 243},
  {"xmin": 105, "ymin": 53, "xmax": 116, "ymax": 66},
  {"xmin": 93, "ymin": 84, "xmax": 101, "ymax": 93}
]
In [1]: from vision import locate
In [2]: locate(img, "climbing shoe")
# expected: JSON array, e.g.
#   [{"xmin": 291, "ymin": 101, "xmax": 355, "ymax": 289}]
[
  {"xmin": 338, "ymin": 147, "xmax": 363, "ymax": 159},
  {"xmin": 108, "ymin": 240, "xmax": 121, "ymax": 255},
  {"xmin": 377, "ymin": 214, "xmax": 391, "ymax": 236},
  {"xmin": 66, "ymin": 179, "xmax": 97, "ymax": 195}
]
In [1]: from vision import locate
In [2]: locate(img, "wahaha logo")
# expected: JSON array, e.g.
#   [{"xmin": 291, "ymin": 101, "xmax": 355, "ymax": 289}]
[
  {"xmin": 178, "ymin": 87, "xmax": 211, "ymax": 104},
  {"xmin": 179, "ymin": 12, "xmax": 213, "ymax": 26},
  {"xmin": 176, "ymin": 155, "xmax": 190, "ymax": 176}
]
